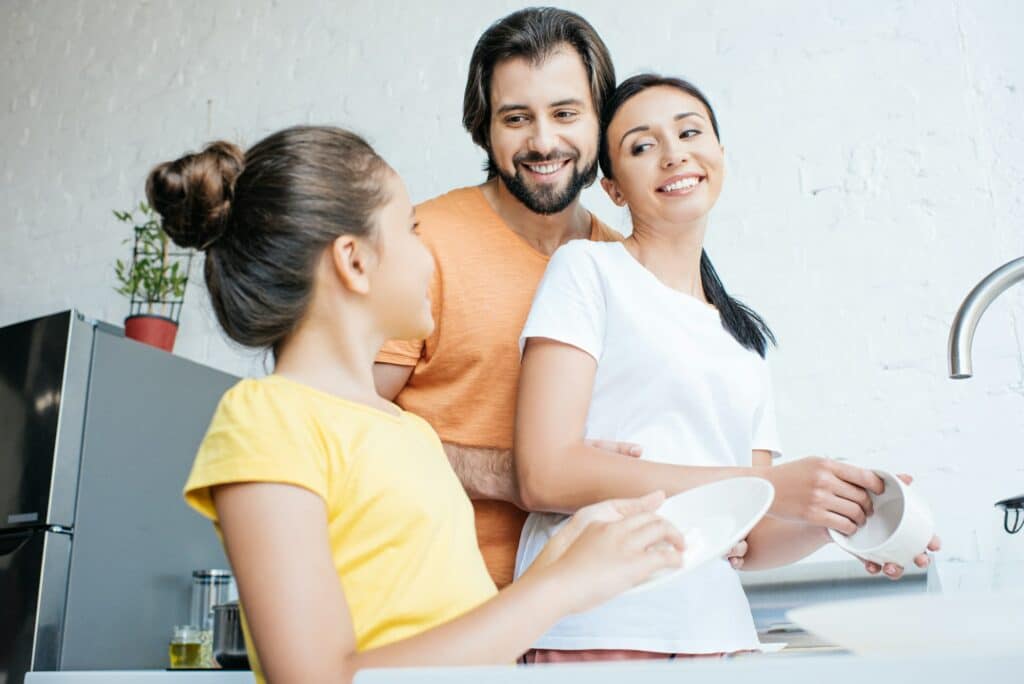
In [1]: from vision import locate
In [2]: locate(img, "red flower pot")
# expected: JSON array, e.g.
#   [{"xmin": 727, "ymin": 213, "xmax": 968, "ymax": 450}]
[{"xmin": 124, "ymin": 314, "xmax": 178, "ymax": 352}]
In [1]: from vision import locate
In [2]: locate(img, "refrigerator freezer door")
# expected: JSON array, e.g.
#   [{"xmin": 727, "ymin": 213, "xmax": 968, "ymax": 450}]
[{"xmin": 0, "ymin": 311, "xmax": 94, "ymax": 531}]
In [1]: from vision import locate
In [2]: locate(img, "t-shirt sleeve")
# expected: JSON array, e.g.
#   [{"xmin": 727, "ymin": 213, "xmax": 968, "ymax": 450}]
[
  {"xmin": 752, "ymin": 360, "xmax": 782, "ymax": 459},
  {"xmin": 183, "ymin": 381, "xmax": 329, "ymax": 522},
  {"xmin": 519, "ymin": 241, "xmax": 606, "ymax": 362}
]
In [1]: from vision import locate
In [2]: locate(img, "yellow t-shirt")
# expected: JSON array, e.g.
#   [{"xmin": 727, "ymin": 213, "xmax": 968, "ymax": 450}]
[{"xmin": 183, "ymin": 375, "xmax": 497, "ymax": 682}]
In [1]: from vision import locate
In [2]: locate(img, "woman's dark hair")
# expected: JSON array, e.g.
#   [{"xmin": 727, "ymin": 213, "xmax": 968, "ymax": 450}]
[
  {"xmin": 463, "ymin": 7, "xmax": 615, "ymax": 178},
  {"xmin": 146, "ymin": 125, "xmax": 389, "ymax": 357},
  {"xmin": 600, "ymin": 74, "xmax": 776, "ymax": 357}
]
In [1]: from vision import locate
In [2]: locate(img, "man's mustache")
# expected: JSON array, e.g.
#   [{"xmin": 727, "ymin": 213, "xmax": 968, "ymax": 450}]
[{"xmin": 513, "ymin": 150, "xmax": 579, "ymax": 165}]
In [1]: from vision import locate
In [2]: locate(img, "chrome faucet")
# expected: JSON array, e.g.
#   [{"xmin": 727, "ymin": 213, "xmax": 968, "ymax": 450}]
[{"xmin": 947, "ymin": 256, "xmax": 1024, "ymax": 533}]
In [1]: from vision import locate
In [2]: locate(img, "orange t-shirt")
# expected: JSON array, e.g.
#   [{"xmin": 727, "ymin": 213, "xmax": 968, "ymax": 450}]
[{"xmin": 376, "ymin": 185, "xmax": 622, "ymax": 588}]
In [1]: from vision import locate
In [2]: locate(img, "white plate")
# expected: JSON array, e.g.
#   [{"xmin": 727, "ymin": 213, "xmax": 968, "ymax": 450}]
[
  {"xmin": 626, "ymin": 477, "xmax": 774, "ymax": 594},
  {"xmin": 787, "ymin": 592, "xmax": 1024, "ymax": 655}
]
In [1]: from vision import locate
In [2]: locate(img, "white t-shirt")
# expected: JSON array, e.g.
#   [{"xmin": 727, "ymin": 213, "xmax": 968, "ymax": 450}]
[{"xmin": 514, "ymin": 239, "xmax": 782, "ymax": 654}]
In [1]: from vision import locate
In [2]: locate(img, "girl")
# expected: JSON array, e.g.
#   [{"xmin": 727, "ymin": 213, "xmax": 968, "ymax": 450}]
[
  {"xmin": 513, "ymin": 75, "xmax": 940, "ymax": 662},
  {"xmin": 149, "ymin": 126, "xmax": 686, "ymax": 683}
]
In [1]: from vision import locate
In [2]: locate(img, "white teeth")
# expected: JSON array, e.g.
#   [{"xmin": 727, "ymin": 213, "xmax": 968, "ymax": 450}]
[
  {"xmin": 525, "ymin": 162, "xmax": 564, "ymax": 174},
  {"xmin": 660, "ymin": 177, "xmax": 700, "ymax": 192}
]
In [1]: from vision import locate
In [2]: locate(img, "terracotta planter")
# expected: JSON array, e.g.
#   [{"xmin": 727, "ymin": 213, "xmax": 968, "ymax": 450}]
[{"xmin": 124, "ymin": 314, "xmax": 178, "ymax": 352}]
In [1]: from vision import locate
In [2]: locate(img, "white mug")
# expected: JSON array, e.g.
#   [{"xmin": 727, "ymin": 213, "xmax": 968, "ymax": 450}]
[{"xmin": 829, "ymin": 470, "xmax": 934, "ymax": 568}]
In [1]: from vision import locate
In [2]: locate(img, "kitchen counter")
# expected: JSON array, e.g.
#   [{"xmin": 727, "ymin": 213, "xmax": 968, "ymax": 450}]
[
  {"xmin": 355, "ymin": 652, "xmax": 1020, "ymax": 683},
  {"xmin": 25, "ymin": 651, "xmax": 1019, "ymax": 683},
  {"xmin": 25, "ymin": 672, "xmax": 253, "ymax": 683}
]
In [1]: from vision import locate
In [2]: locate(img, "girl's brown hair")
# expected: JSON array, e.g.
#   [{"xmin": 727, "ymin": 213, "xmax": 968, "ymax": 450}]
[{"xmin": 146, "ymin": 126, "xmax": 389, "ymax": 356}]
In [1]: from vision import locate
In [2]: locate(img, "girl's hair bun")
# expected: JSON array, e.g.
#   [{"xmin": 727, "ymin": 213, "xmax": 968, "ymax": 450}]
[{"xmin": 145, "ymin": 141, "xmax": 245, "ymax": 250}]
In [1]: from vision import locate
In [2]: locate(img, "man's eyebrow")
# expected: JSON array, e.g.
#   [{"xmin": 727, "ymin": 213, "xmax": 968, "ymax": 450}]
[
  {"xmin": 496, "ymin": 98, "xmax": 586, "ymax": 115},
  {"xmin": 496, "ymin": 103, "xmax": 529, "ymax": 115},
  {"xmin": 619, "ymin": 112, "xmax": 708, "ymax": 148}
]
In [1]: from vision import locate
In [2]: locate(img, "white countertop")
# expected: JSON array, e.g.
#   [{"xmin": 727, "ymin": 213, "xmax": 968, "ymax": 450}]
[
  {"xmin": 25, "ymin": 672, "xmax": 253, "ymax": 683},
  {"xmin": 26, "ymin": 651, "xmax": 1020, "ymax": 684},
  {"xmin": 355, "ymin": 652, "xmax": 1020, "ymax": 683}
]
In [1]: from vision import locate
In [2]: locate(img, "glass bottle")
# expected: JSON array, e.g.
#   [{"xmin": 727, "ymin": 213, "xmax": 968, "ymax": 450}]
[{"xmin": 189, "ymin": 569, "xmax": 235, "ymax": 668}]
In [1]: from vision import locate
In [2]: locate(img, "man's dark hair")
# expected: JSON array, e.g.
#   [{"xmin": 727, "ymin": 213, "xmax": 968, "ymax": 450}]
[{"xmin": 462, "ymin": 7, "xmax": 615, "ymax": 178}]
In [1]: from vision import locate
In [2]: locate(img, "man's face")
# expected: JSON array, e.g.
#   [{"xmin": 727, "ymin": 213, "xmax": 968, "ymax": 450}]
[{"xmin": 487, "ymin": 46, "xmax": 600, "ymax": 215}]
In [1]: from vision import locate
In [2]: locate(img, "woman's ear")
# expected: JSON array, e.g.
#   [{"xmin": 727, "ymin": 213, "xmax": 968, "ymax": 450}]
[
  {"xmin": 600, "ymin": 177, "xmax": 627, "ymax": 207},
  {"xmin": 329, "ymin": 235, "xmax": 373, "ymax": 295}
]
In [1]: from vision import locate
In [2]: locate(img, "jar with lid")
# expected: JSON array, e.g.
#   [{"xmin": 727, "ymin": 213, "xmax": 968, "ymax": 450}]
[{"xmin": 189, "ymin": 569, "xmax": 235, "ymax": 667}]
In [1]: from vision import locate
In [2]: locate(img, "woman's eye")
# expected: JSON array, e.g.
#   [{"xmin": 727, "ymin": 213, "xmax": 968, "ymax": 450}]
[
  {"xmin": 680, "ymin": 129, "xmax": 701, "ymax": 139},
  {"xmin": 631, "ymin": 143, "xmax": 653, "ymax": 155}
]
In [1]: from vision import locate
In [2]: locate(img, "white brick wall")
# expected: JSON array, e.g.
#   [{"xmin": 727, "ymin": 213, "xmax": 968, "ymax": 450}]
[{"xmin": 2, "ymin": 0, "xmax": 1022, "ymax": 568}]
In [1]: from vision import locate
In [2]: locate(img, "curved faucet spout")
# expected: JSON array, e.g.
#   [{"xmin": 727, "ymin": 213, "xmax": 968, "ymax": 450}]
[{"xmin": 948, "ymin": 256, "xmax": 1024, "ymax": 378}]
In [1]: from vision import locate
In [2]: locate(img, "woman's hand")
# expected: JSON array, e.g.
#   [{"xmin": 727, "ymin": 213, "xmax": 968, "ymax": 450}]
[
  {"xmin": 528, "ymin": 491, "xmax": 685, "ymax": 614},
  {"xmin": 758, "ymin": 456, "xmax": 885, "ymax": 534},
  {"xmin": 858, "ymin": 474, "xmax": 942, "ymax": 579}
]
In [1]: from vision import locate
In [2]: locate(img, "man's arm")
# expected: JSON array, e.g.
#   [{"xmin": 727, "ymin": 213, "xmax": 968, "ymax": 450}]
[
  {"xmin": 443, "ymin": 443, "xmax": 520, "ymax": 504},
  {"xmin": 374, "ymin": 362, "xmax": 414, "ymax": 401},
  {"xmin": 374, "ymin": 363, "xmax": 520, "ymax": 505}
]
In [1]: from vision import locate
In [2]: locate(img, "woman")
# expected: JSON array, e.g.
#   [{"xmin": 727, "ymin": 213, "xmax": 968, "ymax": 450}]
[
  {"xmin": 150, "ymin": 125, "xmax": 686, "ymax": 683},
  {"xmin": 513, "ymin": 75, "xmax": 940, "ymax": 662}
]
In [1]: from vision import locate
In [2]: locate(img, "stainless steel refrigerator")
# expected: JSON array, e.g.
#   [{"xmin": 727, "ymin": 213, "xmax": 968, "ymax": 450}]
[{"xmin": 0, "ymin": 310, "xmax": 239, "ymax": 683}]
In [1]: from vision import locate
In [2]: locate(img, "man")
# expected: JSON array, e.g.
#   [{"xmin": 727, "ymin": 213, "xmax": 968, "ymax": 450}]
[{"xmin": 373, "ymin": 7, "xmax": 626, "ymax": 588}]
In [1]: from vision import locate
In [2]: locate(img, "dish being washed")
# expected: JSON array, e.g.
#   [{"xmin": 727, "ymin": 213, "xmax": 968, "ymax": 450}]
[{"xmin": 626, "ymin": 477, "xmax": 775, "ymax": 594}]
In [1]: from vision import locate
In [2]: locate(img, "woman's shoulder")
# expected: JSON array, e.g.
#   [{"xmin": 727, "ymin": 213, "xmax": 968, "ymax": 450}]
[{"xmin": 550, "ymin": 237, "xmax": 621, "ymax": 268}]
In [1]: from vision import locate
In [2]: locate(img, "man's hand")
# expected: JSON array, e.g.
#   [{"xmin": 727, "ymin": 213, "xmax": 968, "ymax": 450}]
[
  {"xmin": 584, "ymin": 439, "xmax": 643, "ymax": 458},
  {"xmin": 858, "ymin": 474, "xmax": 942, "ymax": 579}
]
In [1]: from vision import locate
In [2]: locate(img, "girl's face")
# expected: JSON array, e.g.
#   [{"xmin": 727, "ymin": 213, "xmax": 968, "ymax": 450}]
[
  {"xmin": 601, "ymin": 86, "xmax": 724, "ymax": 228},
  {"xmin": 367, "ymin": 170, "xmax": 435, "ymax": 341}
]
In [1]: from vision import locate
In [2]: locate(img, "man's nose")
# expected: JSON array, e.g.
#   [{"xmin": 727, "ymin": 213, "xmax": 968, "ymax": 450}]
[{"xmin": 527, "ymin": 119, "xmax": 559, "ymax": 156}]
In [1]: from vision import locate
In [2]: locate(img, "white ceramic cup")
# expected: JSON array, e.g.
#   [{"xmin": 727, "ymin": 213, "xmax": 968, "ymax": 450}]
[{"xmin": 828, "ymin": 470, "xmax": 934, "ymax": 568}]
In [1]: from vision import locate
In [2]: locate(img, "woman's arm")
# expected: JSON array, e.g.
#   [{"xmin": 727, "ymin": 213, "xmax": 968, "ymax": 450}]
[
  {"xmin": 515, "ymin": 338, "xmax": 750, "ymax": 513},
  {"xmin": 515, "ymin": 338, "xmax": 885, "ymax": 528},
  {"xmin": 213, "ymin": 482, "xmax": 683, "ymax": 682},
  {"xmin": 738, "ymin": 452, "xmax": 830, "ymax": 571}
]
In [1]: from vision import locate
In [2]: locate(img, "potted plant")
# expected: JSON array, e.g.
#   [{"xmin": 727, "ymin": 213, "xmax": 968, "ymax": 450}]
[{"xmin": 113, "ymin": 202, "xmax": 194, "ymax": 352}]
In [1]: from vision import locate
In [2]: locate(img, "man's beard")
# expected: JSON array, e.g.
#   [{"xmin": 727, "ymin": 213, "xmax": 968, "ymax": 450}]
[{"xmin": 494, "ymin": 151, "xmax": 598, "ymax": 216}]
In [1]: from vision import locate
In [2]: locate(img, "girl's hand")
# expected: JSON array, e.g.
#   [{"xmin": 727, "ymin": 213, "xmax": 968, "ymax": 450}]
[
  {"xmin": 550, "ymin": 506, "xmax": 686, "ymax": 614},
  {"xmin": 759, "ymin": 456, "xmax": 885, "ymax": 534},
  {"xmin": 726, "ymin": 539, "xmax": 749, "ymax": 569},
  {"xmin": 528, "ymin": 491, "xmax": 684, "ymax": 613},
  {"xmin": 528, "ymin": 491, "xmax": 668, "ymax": 573}
]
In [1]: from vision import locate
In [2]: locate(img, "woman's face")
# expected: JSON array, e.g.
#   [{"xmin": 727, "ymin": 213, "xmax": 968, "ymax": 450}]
[
  {"xmin": 602, "ymin": 86, "xmax": 724, "ymax": 228},
  {"xmin": 367, "ymin": 169, "xmax": 435, "ymax": 340}
]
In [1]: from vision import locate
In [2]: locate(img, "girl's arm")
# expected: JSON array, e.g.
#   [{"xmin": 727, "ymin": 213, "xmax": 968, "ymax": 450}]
[
  {"xmin": 213, "ymin": 483, "xmax": 683, "ymax": 683},
  {"xmin": 516, "ymin": 338, "xmax": 885, "ymax": 529}
]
